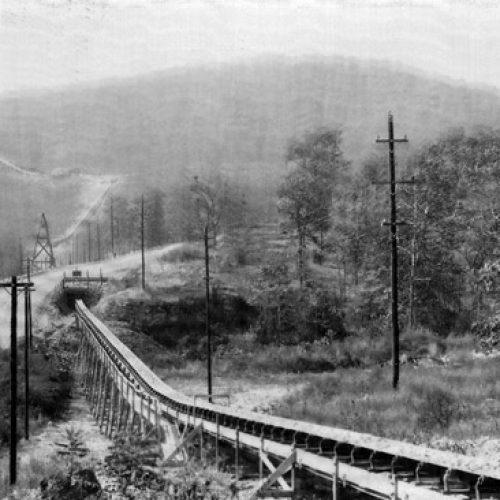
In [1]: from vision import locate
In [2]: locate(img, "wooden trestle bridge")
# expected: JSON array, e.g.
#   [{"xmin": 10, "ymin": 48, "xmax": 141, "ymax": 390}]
[{"xmin": 76, "ymin": 299, "xmax": 500, "ymax": 499}]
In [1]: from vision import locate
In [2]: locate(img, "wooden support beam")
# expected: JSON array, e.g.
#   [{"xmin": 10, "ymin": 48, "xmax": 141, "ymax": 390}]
[
  {"xmin": 96, "ymin": 361, "xmax": 106, "ymax": 422},
  {"xmin": 164, "ymin": 424, "xmax": 202, "ymax": 464},
  {"xmin": 107, "ymin": 382, "xmax": 116, "ymax": 437},
  {"xmin": 99, "ymin": 376, "xmax": 110, "ymax": 431},
  {"xmin": 260, "ymin": 451, "xmax": 293, "ymax": 490},
  {"xmin": 250, "ymin": 450, "xmax": 296, "ymax": 500}
]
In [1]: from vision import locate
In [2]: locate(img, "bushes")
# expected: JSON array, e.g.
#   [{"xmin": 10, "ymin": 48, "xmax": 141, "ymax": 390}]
[
  {"xmin": 255, "ymin": 287, "xmax": 347, "ymax": 345},
  {"xmin": 0, "ymin": 343, "xmax": 73, "ymax": 447},
  {"xmin": 408, "ymin": 380, "xmax": 464, "ymax": 432},
  {"xmin": 471, "ymin": 311, "xmax": 500, "ymax": 352}
]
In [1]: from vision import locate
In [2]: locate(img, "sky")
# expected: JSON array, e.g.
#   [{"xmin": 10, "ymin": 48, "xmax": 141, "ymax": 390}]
[{"xmin": 1, "ymin": 0, "xmax": 500, "ymax": 95}]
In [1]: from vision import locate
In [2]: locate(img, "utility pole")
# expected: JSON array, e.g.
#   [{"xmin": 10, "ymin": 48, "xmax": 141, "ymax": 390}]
[
  {"xmin": 375, "ymin": 112, "xmax": 410, "ymax": 390},
  {"xmin": 204, "ymin": 224, "xmax": 213, "ymax": 403},
  {"xmin": 110, "ymin": 197, "xmax": 115, "ymax": 257},
  {"xmin": 97, "ymin": 222, "xmax": 101, "ymax": 261},
  {"xmin": 0, "ymin": 275, "xmax": 34, "ymax": 485},
  {"xmin": 10, "ymin": 276, "xmax": 17, "ymax": 485},
  {"xmin": 141, "ymin": 195, "xmax": 146, "ymax": 290},
  {"xmin": 409, "ymin": 178, "xmax": 416, "ymax": 327},
  {"xmin": 24, "ymin": 261, "xmax": 30, "ymax": 440},
  {"xmin": 87, "ymin": 221, "xmax": 92, "ymax": 263}
]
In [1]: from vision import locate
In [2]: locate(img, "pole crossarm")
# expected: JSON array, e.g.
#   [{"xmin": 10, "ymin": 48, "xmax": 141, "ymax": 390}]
[{"xmin": 0, "ymin": 281, "xmax": 34, "ymax": 289}]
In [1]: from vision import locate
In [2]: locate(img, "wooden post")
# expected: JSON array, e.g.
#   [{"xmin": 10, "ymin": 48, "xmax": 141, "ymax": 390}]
[
  {"xmin": 154, "ymin": 398, "xmax": 160, "ymax": 440},
  {"xmin": 140, "ymin": 392, "xmax": 145, "ymax": 437},
  {"xmin": 235, "ymin": 428, "xmax": 240, "ymax": 481},
  {"xmin": 96, "ymin": 360, "xmax": 106, "ymax": 422},
  {"xmin": 215, "ymin": 413, "xmax": 220, "ymax": 470},
  {"xmin": 110, "ymin": 197, "xmax": 115, "ymax": 258},
  {"xmin": 141, "ymin": 195, "xmax": 146, "ymax": 290},
  {"xmin": 107, "ymin": 383, "xmax": 116, "ymax": 437},
  {"xmin": 128, "ymin": 386, "xmax": 136, "ymax": 434},
  {"xmin": 204, "ymin": 225, "xmax": 212, "ymax": 402},
  {"xmin": 10, "ymin": 276, "xmax": 17, "ymax": 485},
  {"xmin": 99, "ymin": 376, "xmax": 109, "ymax": 431},
  {"xmin": 259, "ymin": 436, "xmax": 264, "ymax": 482},
  {"xmin": 24, "ymin": 274, "xmax": 30, "ymax": 440},
  {"xmin": 97, "ymin": 222, "xmax": 101, "ymax": 261},
  {"xmin": 332, "ymin": 455, "xmax": 339, "ymax": 500},
  {"xmin": 89, "ymin": 352, "xmax": 98, "ymax": 410}
]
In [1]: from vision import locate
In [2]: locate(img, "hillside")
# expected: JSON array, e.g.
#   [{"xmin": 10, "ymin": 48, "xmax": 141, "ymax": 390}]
[
  {"xmin": 1, "ymin": 57, "xmax": 500, "ymax": 189},
  {"xmin": 0, "ymin": 156, "xmax": 115, "ymax": 276}
]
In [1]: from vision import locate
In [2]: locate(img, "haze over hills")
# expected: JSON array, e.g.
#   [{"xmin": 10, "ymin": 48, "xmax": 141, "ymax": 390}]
[{"xmin": 2, "ymin": 56, "xmax": 500, "ymax": 189}]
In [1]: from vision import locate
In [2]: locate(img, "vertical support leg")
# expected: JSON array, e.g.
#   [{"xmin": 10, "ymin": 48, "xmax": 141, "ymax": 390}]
[
  {"xmin": 235, "ymin": 428, "xmax": 240, "ymax": 481},
  {"xmin": 90, "ymin": 359, "xmax": 100, "ymax": 415},
  {"xmin": 259, "ymin": 436, "xmax": 264, "ymax": 482},
  {"xmin": 96, "ymin": 360, "xmax": 106, "ymax": 422},
  {"xmin": 99, "ymin": 376, "xmax": 110, "ymax": 431},
  {"xmin": 200, "ymin": 425, "xmax": 204, "ymax": 461},
  {"xmin": 116, "ymin": 376, "xmax": 124, "ymax": 434},
  {"xmin": 332, "ymin": 455, "xmax": 339, "ymax": 500},
  {"xmin": 140, "ymin": 393, "xmax": 145, "ymax": 438},
  {"xmin": 84, "ymin": 343, "xmax": 91, "ymax": 393},
  {"xmin": 107, "ymin": 383, "xmax": 116, "ymax": 437},
  {"xmin": 215, "ymin": 413, "xmax": 220, "ymax": 470},
  {"xmin": 127, "ymin": 387, "xmax": 136, "ymax": 434},
  {"xmin": 147, "ymin": 395, "xmax": 152, "ymax": 432},
  {"xmin": 154, "ymin": 399, "xmax": 160, "ymax": 440}
]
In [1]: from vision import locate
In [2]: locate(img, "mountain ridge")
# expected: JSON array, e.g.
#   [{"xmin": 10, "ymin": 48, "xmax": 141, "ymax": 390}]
[{"xmin": 2, "ymin": 56, "xmax": 500, "ymax": 187}]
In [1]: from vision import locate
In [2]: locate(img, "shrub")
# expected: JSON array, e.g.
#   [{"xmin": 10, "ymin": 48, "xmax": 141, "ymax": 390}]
[
  {"xmin": 255, "ymin": 287, "xmax": 346, "ymax": 345},
  {"xmin": 471, "ymin": 311, "xmax": 500, "ymax": 352},
  {"xmin": 400, "ymin": 326, "xmax": 446, "ymax": 359},
  {"xmin": 409, "ymin": 381, "xmax": 463, "ymax": 432}
]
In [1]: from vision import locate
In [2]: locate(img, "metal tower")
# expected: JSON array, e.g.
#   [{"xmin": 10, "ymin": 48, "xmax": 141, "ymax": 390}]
[{"xmin": 32, "ymin": 213, "xmax": 56, "ymax": 271}]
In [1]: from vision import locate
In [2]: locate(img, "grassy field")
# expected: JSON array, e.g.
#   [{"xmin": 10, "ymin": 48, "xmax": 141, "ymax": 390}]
[{"xmin": 102, "ymin": 300, "xmax": 500, "ymax": 456}]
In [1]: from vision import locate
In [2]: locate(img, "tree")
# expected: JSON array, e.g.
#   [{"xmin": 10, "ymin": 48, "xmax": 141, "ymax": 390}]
[
  {"xmin": 144, "ymin": 189, "xmax": 167, "ymax": 247},
  {"xmin": 397, "ymin": 128, "xmax": 500, "ymax": 331},
  {"xmin": 278, "ymin": 128, "xmax": 347, "ymax": 285}
]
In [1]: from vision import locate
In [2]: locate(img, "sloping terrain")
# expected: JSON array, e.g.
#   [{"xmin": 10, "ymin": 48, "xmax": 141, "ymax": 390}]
[
  {"xmin": 1, "ymin": 57, "xmax": 500, "ymax": 189},
  {"xmin": 0, "ymin": 152, "xmax": 116, "ymax": 277}
]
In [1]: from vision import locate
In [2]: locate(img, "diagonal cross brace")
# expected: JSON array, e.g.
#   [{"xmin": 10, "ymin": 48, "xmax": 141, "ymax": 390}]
[
  {"xmin": 260, "ymin": 451, "xmax": 292, "ymax": 490},
  {"xmin": 250, "ymin": 450, "xmax": 296, "ymax": 499},
  {"xmin": 164, "ymin": 424, "xmax": 202, "ymax": 463}
]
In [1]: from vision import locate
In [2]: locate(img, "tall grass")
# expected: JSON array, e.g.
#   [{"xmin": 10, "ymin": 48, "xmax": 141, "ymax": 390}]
[{"xmin": 273, "ymin": 355, "xmax": 500, "ymax": 447}]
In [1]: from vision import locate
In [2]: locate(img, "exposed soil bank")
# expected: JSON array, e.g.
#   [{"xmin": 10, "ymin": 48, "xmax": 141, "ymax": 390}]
[{"xmin": 95, "ymin": 287, "xmax": 258, "ymax": 359}]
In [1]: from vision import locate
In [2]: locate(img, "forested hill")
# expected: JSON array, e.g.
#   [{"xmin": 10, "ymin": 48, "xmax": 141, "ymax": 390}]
[{"xmin": 2, "ymin": 56, "xmax": 500, "ymax": 186}]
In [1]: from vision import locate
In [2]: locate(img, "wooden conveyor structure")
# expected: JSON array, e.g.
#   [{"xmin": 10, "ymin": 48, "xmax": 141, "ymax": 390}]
[{"xmin": 75, "ymin": 299, "xmax": 500, "ymax": 499}]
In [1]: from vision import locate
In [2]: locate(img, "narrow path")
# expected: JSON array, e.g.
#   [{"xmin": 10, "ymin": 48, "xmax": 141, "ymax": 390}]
[{"xmin": 18, "ymin": 381, "xmax": 112, "ymax": 471}]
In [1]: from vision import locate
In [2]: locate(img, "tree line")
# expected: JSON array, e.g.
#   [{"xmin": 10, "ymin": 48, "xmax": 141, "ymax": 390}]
[
  {"xmin": 277, "ymin": 126, "xmax": 500, "ymax": 336},
  {"xmin": 67, "ymin": 124, "xmax": 500, "ymax": 340}
]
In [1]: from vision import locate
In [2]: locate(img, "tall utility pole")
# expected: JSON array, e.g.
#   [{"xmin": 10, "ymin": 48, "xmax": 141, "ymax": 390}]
[
  {"xmin": 409, "ymin": 178, "xmax": 416, "ymax": 327},
  {"xmin": 110, "ymin": 197, "xmax": 115, "ymax": 257},
  {"xmin": 24, "ymin": 260, "xmax": 31, "ymax": 439},
  {"xmin": 87, "ymin": 221, "xmax": 92, "ymax": 263},
  {"xmin": 97, "ymin": 222, "xmax": 101, "ymax": 261},
  {"xmin": 204, "ymin": 225, "xmax": 213, "ymax": 403},
  {"xmin": 376, "ymin": 112, "xmax": 409, "ymax": 390},
  {"xmin": 141, "ymin": 195, "xmax": 146, "ymax": 290},
  {"xmin": 10, "ymin": 276, "xmax": 17, "ymax": 485}
]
